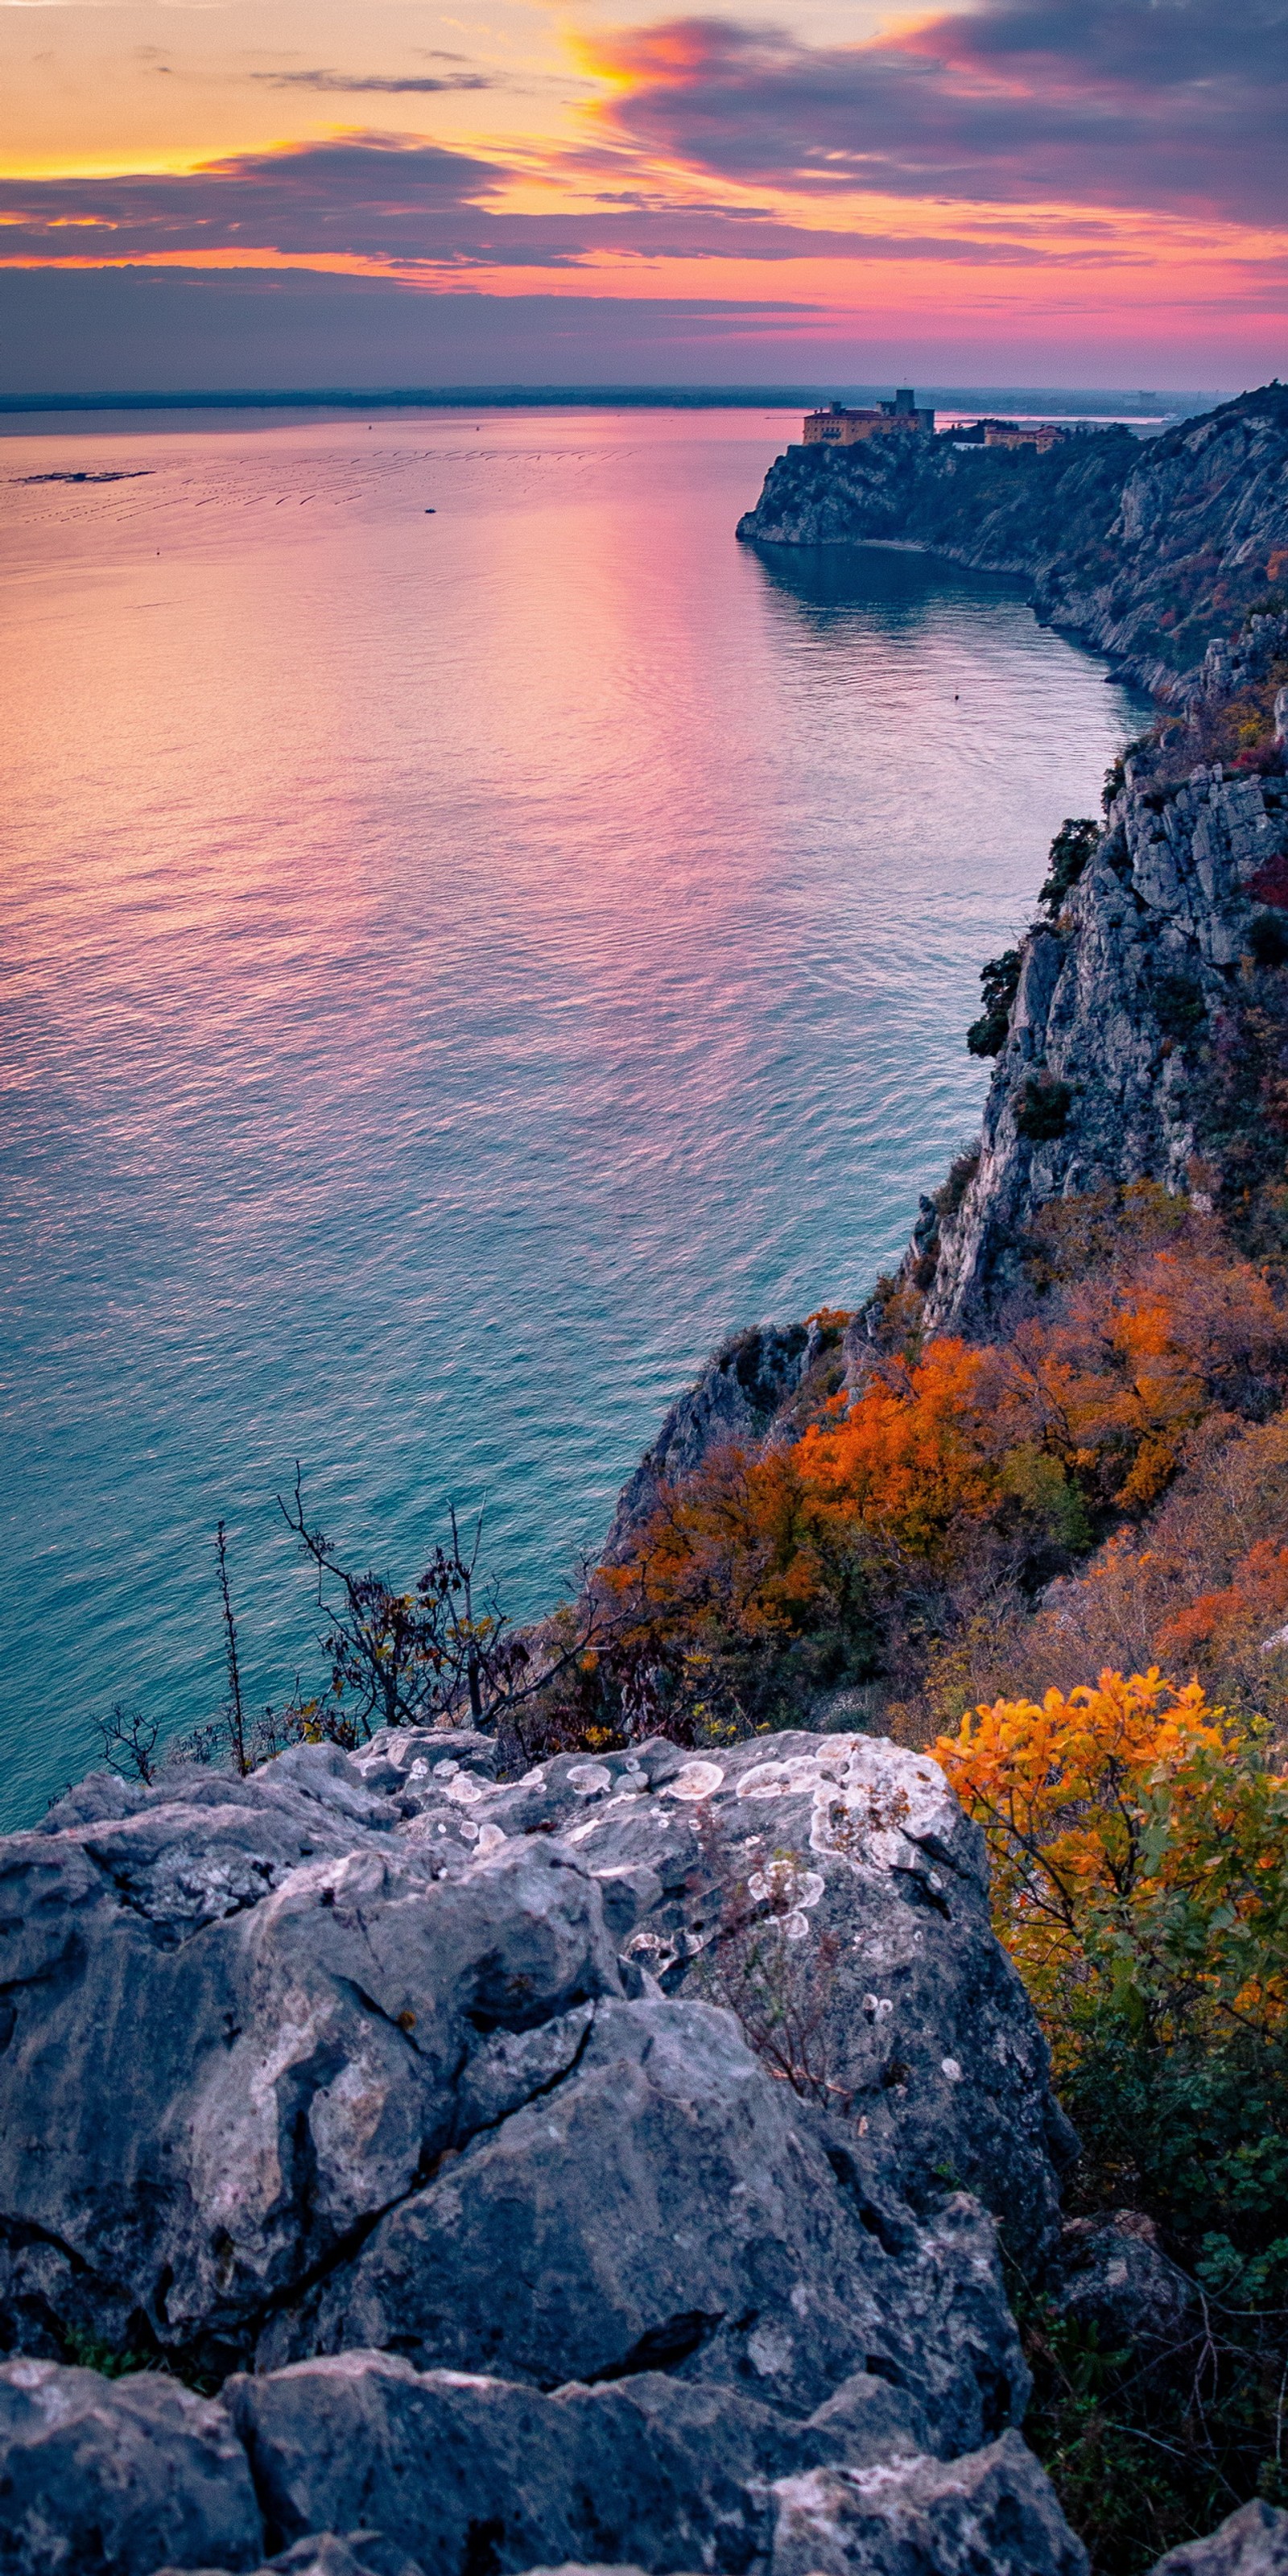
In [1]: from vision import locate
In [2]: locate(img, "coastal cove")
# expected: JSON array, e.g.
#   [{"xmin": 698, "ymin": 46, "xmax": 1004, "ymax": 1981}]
[{"xmin": 1, "ymin": 407, "xmax": 1143, "ymax": 1827}]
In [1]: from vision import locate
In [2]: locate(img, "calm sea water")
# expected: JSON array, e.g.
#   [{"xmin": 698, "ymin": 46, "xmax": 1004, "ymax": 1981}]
[{"xmin": 1, "ymin": 408, "xmax": 1141, "ymax": 1825}]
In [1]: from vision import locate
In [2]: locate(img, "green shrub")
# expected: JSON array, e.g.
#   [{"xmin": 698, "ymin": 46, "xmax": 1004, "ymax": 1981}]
[
  {"xmin": 968, "ymin": 950, "xmax": 1022, "ymax": 1056},
  {"xmin": 1017, "ymin": 1074, "xmax": 1073, "ymax": 1141},
  {"xmin": 1153, "ymin": 968, "xmax": 1207, "ymax": 1039},
  {"xmin": 1040, "ymin": 819, "xmax": 1100, "ymax": 915}
]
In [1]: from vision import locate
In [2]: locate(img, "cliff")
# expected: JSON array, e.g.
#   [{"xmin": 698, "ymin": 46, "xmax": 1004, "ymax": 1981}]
[
  {"xmin": 914, "ymin": 739, "xmax": 1288, "ymax": 1332},
  {"xmin": 604, "ymin": 391, "xmax": 1288, "ymax": 1550},
  {"xmin": 737, "ymin": 383, "xmax": 1288, "ymax": 699},
  {"xmin": 601, "ymin": 1319, "xmax": 838, "ymax": 1562}
]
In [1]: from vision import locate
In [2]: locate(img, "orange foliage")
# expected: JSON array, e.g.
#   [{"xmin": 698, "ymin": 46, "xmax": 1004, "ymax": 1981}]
[
  {"xmin": 794, "ymin": 1340, "xmax": 999, "ymax": 1567},
  {"xmin": 980, "ymin": 1249, "xmax": 1283, "ymax": 1510},
  {"xmin": 1155, "ymin": 1538, "xmax": 1288, "ymax": 1659},
  {"xmin": 584, "ymin": 1210, "xmax": 1288, "ymax": 1750},
  {"xmin": 601, "ymin": 1445, "xmax": 830, "ymax": 1641},
  {"xmin": 788, "ymin": 1245, "xmax": 1284, "ymax": 1563}
]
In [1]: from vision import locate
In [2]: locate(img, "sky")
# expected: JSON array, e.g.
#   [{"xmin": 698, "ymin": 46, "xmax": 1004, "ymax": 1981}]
[{"xmin": 1, "ymin": 0, "xmax": 1286, "ymax": 391}]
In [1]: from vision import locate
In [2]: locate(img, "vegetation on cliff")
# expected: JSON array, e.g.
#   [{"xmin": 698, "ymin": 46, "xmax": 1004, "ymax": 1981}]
[
  {"xmin": 522, "ymin": 1186, "xmax": 1288, "ymax": 1760},
  {"xmin": 511, "ymin": 560, "xmax": 1288, "ymax": 2570},
  {"xmin": 940, "ymin": 1678, "xmax": 1288, "ymax": 2571}
]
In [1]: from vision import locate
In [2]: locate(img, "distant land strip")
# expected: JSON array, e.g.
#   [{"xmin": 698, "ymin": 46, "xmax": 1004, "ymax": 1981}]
[{"xmin": 0, "ymin": 382, "xmax": 1224, "ymax": 419}]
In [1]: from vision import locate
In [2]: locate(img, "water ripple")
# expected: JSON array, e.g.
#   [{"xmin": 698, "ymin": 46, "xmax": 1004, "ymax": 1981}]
[{"xmin": 0, "ymin": 410, "xmax": 1141, "ymax": 1823}]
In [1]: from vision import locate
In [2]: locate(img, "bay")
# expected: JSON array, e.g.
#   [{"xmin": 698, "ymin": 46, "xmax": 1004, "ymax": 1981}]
[{"xmin": 0, "ymin": 407, "xmax": 1140, "ymax": 1825}]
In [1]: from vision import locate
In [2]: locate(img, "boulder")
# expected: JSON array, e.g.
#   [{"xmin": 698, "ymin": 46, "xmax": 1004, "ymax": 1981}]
[
  {"xmin": 0, "ymin": 2357, "xmax": 262, "ymax": 2576},
  {"xmin": 351, "ymin": 1726, "xmax": 1074, "ymax": 2262},
  {"xmin": 1046, "ymin": 2212, "xmax": 1197, "ymax": 2355},
  {"xmin": 767, "ymin": 2429, "xmax": 1088, "ymax": 2576},
  {"xmin": 1148, "ymin": 2504, "xmax": 1288, "ymax": 2576},
  {"xmin": 263, "ymin": 1997, "xmax": 1026, "ymax": 2451},
  {"xmin": 0, "ymin": 1776, "xmax": 624, "ymax": 2365},
  {"xmin": 0, "ymin": 1726, "xmax": 1078, "ymax": 2576},
  {"xmin": 0, "ymin": 1726, "xmax": 1067, "ymax": 2390},
  {"xmin": 229, "ymin": 2349, "xmax": 927, "ymax": 2573}
]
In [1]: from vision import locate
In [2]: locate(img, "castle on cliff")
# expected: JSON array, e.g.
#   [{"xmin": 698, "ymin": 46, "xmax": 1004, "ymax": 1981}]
[{"xmin": 802, "ymin": 389, "xmax": 936, "ymax": 444}]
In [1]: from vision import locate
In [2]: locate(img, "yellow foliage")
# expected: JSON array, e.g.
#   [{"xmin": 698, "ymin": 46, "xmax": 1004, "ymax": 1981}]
[{"xmin": 935, "ymin": 1673, "xmax": 1288, "ymax": 2070}]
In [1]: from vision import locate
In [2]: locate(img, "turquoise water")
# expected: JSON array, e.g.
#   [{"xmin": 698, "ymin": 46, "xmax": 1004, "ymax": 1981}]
[{"xmin": 1, "ymin": 409, "xmax": 1140, "ymax": 1825}]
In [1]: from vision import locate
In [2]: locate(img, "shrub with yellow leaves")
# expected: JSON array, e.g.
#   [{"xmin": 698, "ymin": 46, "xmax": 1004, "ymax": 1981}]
[
  {"xmin": 935, "ymin": 1670, "xmax": 1288, "ymax": 2066},
  {"xmin": 936, "ymin": 1674, "xmax": 1288, "ymax": 2571}
]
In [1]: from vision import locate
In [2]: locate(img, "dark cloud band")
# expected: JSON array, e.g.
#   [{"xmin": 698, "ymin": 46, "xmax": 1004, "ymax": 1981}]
[
  {"xmin": 0, "ymin": 132, "xmax": 1142, "ymax": 270},
  {"xmin": 590, "ymin": 0, "xmax": 1288, "ymax": 225}
]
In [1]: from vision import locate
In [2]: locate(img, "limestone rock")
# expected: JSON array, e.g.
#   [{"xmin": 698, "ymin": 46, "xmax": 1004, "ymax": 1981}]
[
  {"xmin": 229, "ymin": 2351, "xmax": 917, "ymax": 2574},
  {"xmin": 0, "ymin": 1727, "xmax": 1075, "ymax": 2576},
  {"xmin": 0, "ymin": 1777, "xmax": 625, "ymax": 2364},
  {"xmin": 1046, "ymin": 2213, "xmax": 1197, "ymax": 2354},
  {"xmin": 906, "ymin": 758, "xmax": 1288, "ymax": 1331},
  {"xmin": 262, "ymin": 1997, "xmax": 1024, "ymax": 2452},
  {"xmin": 1149, "ymin": 2503, "xmax": 1288, "ymax": 2576},
  {"xmin": 767, "ymin": 2429, "xmax": 1088, "ymax": 2576},
  {"xmin": 357, "ymin": 1725, "xmax": 1073, "ymax": 2265},
  {"xmin": 0, "ymin": 1727, "xmax": 1067, "ymax": 2394},
  {"xmin": 0, "ymin": 2357, "xmax": 262, "ymax": 2576}
]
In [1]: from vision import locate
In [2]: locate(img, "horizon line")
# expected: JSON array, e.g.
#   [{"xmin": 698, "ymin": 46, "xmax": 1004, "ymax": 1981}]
[{"xmin": 0, "ymin": 381, "xmax": 1233, "ymax": 420}]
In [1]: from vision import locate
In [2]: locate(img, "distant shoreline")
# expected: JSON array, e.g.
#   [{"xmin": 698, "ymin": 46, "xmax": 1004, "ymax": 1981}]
[{"xmin": 0, "ymin": 381, "xmax": 1228, "ymax": 422}]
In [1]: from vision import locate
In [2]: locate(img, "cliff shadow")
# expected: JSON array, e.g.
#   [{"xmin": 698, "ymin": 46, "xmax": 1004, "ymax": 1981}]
[{"xmin": 742, "ymin": 537, "xmax": 1030, "ymax": 646}]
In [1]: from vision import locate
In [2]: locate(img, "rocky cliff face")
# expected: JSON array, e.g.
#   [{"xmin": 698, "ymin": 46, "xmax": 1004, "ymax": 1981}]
[
  {"xmin": 914, "ymin": 753, "xmax": 1288, "ymax": 1331},
  {"xmin": 0, "ymin": 1726, "xmax": 1085, "ymax": 2576},
  {"xmin": 737, "ymin": 385, "xmax": 1288, "ymax": 698},
  {"xmin": 601, "ymin": 1325, "xmax": 812, "ymax": 1562}
]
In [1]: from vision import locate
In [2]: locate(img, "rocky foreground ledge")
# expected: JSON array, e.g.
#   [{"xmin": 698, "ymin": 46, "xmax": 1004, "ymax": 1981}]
[{"xmin": 2, "ymin": 1731, "xmax": 1285, "ymax": 2575}]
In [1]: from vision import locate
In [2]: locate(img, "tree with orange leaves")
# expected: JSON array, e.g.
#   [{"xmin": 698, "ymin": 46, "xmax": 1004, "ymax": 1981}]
[
  {"xmin": 933, "ymin": 1670, "xmax": 1288, "ymax": 2054},
  {"xmin": 794, "ymin": 1338, "xmax": 1001, "ymax": 1571}
]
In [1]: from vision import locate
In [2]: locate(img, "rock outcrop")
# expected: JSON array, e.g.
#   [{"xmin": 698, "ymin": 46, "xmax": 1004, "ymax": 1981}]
[
  {"xmin": 1149, "ymin": 2503, "xmax": 1288, "ymax": 2576},
  {"xmin": 1044, "ymin": 2212, "xmax": 1197, "ymax": 2357},
  {"xmin": 910, "ymin": 756, "xmax": 1288, "ymax": 1330},
  {"xmin": 0, "ymin": 2343, "xmax": 1091, "ymax": 2576},
  {"xmin": 768, "ymin": 2429, "xmax": 1088, "ymax": 2576},
  {"xmin": 601, "ymin": 739, "xmax": 1288, "ymax": 1461},
  {"xmin": 737, "ymin": 384, "xmax": 1288, "ymax": 699},
  {"xmin": 601, "ymin": 1325, "xmax": 812, "ymax": 1562},
  {"xmin": 0, "ymin": 2360, "xmax": 263, "ymax": 2576},
  {"xmin": 0, "ymin": 1727, "xmax": 1085, "ymax": 2576}
]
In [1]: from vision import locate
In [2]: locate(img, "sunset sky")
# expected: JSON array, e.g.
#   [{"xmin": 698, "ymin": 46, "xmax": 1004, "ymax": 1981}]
[{"xmin": 2, "ymin": 0, "xmax": 1285, "ymax": 390}]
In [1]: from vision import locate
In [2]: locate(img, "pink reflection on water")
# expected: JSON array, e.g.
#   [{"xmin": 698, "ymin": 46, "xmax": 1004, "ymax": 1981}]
[{"xmin": 0, "ymin": 410, "xmax": 1140, "ymax": 1823}]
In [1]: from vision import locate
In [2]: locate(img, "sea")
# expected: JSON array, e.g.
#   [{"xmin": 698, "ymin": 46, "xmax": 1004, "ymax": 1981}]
[{"xmin": 1, "ymin": 405, "xmax": 1146, "ymax": 1827}]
